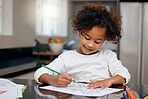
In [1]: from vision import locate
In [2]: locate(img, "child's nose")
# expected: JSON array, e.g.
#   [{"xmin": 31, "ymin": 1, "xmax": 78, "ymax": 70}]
[{"xmin": 87, "ymin": 41, "xmax": 94, "ymax": 48}]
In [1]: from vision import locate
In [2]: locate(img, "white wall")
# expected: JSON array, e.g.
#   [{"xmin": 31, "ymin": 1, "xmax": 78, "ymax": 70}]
[
  {"xmin": 0, "ymin": 0, "xmax": 36, "ymax": 49},
  {"xmin": 0, "ymin": 0, "xmax": 70, "ymax": 49}
]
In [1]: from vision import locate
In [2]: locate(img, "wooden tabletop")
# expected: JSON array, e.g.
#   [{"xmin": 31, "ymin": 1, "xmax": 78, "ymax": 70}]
[{"xmin": 32, "ymin": 51, "xmax": 62, "ymax": 56}]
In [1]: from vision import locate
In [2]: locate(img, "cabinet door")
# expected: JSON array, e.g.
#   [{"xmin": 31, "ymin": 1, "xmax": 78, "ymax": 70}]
[
  {"xmin": 141, "ymin": 3, "xmax": 148, "ymax": 84},
  {"xmin": 120, "ymin": 3, "xmax": 142, "ymax": 84}
]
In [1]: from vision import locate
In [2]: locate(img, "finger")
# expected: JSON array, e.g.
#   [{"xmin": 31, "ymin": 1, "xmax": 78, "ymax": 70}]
[
  {"xmin": 58, "ymin": 77, "xmax": 72, "ymax": 84},
  {"xmin": 61, "ymin": 72, "xmax": 69, "ymax": 77},
  {"xmin": 59, "ymin": 72, "xmax": 73, "ymax": 81},
  {"xmin": 55, "ymin": 83, "xmax": 69, "ymax": 87},
  {"xmin": 100, "ymin": 85, "xmax": 106, "ymax": 89},
  {"xmin": 96, "ymin": 84, "xmax": 108, "ymax": 89},
  {"xmin": 59, "ymin": 80, "xmax": 71, "ymax": 85},
  {"xmin": 87, "ymin": 83, "xmax": 102, "ymax": 89},
  {"xmin": 87, "ymin": 84, "xmax": 95, "ymax": 89},
  {"xmin": 59, "ymin": 84, "xmax": 68, "ymax": 87},
  {"xmin": 60, "ymin": 75, "xmax": 73, "ymax": 82},
  {"xmin": 90, "ymin": 80, "xmax": 97, "ymax": 83}
]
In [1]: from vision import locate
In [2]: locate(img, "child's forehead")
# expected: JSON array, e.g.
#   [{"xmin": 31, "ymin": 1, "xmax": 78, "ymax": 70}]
[
  {"xmin": 82, "ymin": 27, "xmax": 106, "ymax": 39},
  {"xmin": 82, "ymin": 33, "xmax": 103, "ymax": 41}
]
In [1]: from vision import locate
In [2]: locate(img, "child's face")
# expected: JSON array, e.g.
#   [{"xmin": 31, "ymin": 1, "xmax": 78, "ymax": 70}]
[{"xmin": 79, "ymin": 26, "xmax": 106, "ymax": 55}]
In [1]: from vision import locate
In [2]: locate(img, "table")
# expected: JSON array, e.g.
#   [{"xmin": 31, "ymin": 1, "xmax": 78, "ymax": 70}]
[
  {"xmin": 32, "ymin": 51, "xmax": 61, "ymax": 63},
  {"xmin": 10, "ymin": 79, "xmax": 148, "ymax": 99}
]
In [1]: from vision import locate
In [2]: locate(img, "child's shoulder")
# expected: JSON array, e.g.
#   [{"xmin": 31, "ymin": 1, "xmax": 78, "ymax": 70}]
[
  {"xmin": 100, "ymin": 49, "xmax": 117, "ymax": 59},
  {"xmin": 100, "ymin": 49, "xmax": 113, "ymax": 53},
  {"xmin": 100, "ymin": 49, "xmax": 116, "ymax": 55},
  {"xmin": 60, "ymin": 50, "xmax": 76, "ymax": 56}
]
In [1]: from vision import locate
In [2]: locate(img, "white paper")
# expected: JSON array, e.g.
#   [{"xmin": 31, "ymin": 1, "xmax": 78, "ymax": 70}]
[
  {"xmin": 0, "ymin": 78, "xmax": 24, "ymax": 98},
  {"xmin": 0, "ymin": 78, "xmax": 16, "ymax": 87},
  {"xmin": 16, "ymin": 84, "xmax": 25, "ymax": 97},
  {"xmin": 0, "ymin": 87, "xmax": 18, "ymax": 97},
  {"xmin": 0, "ymin": 97, "xmax": 16, "ymax": 99},
  {"xmin": 40, "ymin": 83, "xmax": 123, "ymax": 96}
]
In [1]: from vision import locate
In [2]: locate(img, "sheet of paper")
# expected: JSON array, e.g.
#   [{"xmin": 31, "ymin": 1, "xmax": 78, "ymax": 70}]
[
  {"xmin": 0, "ymin": 87, "xmax": 18, "ymax": 97},
  {"xmin": 16, "ymin": 84, "xmax": 25, "ymax": 97},
  {"xmin": 0, "ymin": 78, "xmax": 25, "ymax": 98},
  {"xmin": 40, "ymin": 83, "xmax": 123, "ymax": 96},
  {"xmin": 0, "ymin": 78, "xmax": 16, "ymax": 87}
]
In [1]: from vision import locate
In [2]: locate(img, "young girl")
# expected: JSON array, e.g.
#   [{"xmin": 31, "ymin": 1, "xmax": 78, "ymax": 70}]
[{"xmin": 34, "ymin": 3, "xmax": 130, "ymax": 89}]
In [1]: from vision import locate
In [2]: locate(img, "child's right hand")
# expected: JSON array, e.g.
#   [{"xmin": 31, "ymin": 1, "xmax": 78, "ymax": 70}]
[{"xmin": 51, "ymin": 72, "xmax": 72, "ymax": 87}]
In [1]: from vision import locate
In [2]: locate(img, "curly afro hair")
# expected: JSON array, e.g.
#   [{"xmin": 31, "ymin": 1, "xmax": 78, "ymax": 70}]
[{"xmin": 72, "ymin": 3, "xmax": 122, "ymax": 44}]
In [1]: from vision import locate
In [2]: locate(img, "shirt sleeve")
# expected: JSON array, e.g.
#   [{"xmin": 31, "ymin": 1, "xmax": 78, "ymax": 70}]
[
  {"xmin": 106, "ymin": 49, "xmax": 131, "ymax": 84},
  {"xmin": 34, "ymin": 54, "xmax": 65, "ymax": 83}
]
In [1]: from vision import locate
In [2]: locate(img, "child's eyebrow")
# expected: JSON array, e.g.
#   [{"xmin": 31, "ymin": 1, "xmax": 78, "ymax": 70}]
[{"xmin": 85, "ymin": 33, "xmax": 103, "ymax": 40}]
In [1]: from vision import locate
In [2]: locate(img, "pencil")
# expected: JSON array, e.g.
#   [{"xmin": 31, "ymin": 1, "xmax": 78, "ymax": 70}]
[
  {"xmin": 126, "ymin": 89, "xmax": 131, "ymax": 99},
  {"xmin": 123, "ymin": 92, "xmax": 128, "ymax": 99},
  {"xmin": 134, "ymin": 91, "xmax": 140, "ymax": 99},
  {"xmin": 42, "ymin": 64, "xmax": 76, "ymax": 82},
  {"xmin": 129, "ymin": 90, "xmax": 138, "ymax": 99},
  {"xmin": 42, "ymin": 64, "xmax": 63, "ymax": 75}
]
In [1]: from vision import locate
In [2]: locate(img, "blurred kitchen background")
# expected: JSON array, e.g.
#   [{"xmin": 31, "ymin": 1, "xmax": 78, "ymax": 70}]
[{"xmin": 0, "ymin": 0, "xmax": 148, "ymax": 85}]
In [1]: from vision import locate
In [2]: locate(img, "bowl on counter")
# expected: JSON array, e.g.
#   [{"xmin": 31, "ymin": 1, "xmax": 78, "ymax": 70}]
[{"xmin": 48, "ymin": 43, "xmax": 63, "ymax": 53}]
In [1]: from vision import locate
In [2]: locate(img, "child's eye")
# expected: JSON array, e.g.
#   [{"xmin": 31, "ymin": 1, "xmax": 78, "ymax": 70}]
[
  {"xmin": 95, "ymin": 41, "xmax": 101, "ymax": 44},
  {"xmin": 84, "ymin": 37, "xmax": 90, "ymax": 40}
]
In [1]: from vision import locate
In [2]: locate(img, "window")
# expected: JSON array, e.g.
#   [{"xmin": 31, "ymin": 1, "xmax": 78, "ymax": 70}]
[
  {"xmin": 36, "ymin": 0, "xmax": 68, "ymax": 37},
  {"xmin": 0, "ymin": 0, "xmax": 13, "ymax": 36}
]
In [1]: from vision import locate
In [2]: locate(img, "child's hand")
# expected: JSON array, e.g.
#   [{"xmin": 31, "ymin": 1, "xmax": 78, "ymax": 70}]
[
  {"xmin": 51, "ymin": 72, "xmax": 72, "ymax": 87},
  {"xmin": 87, "ymin": 79, "xmax": 112, "ymax": 89}
]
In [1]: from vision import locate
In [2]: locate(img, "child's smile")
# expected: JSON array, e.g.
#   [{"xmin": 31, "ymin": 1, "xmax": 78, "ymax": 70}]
[
  {"xmin": 77, "ymin": 26, "xmax": 106, "ymax": 55},
  {"xmin": 82, "ymin": 45, "xmax": 94, "ymax": 53},
  {"xmin": 83, "ymin": 45, "xmax": 93, "ymax": 51}
]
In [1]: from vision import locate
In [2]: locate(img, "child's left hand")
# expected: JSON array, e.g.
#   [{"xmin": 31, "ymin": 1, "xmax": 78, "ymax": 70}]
[{"xmin": 87, "ymin": 79, "xmax": 112, "ymax": 89}]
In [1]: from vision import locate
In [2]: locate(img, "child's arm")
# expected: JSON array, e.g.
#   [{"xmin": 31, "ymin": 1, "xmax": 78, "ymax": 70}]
[
  {"xmin": 38, "ymin": 72, "xmax": 73, "ymax": 87},
  {"xmin": 87, "ymin": 75, "xmax": 125, "ymax": 89}
]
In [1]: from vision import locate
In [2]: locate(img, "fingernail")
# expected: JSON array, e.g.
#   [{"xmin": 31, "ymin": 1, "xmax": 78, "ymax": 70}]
[
  {"xmin": 90, "ymin": 87, "xmax": 94, "ymax": 89},
  {"xmin": 86, "ymin": 86, "xmax": 89, "ymax": 89}
]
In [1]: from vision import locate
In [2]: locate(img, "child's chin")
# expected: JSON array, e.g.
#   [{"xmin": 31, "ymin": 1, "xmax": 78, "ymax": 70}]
[
  {"xmin": 82, "ymin": 48, "xmax": 96, "ymax": 55},
  {"xmin": 83, "ymin": 50, "xmax": 98, "ymax": 55},
  {"xmin": 82, "ymin": 51, "xmax": 94, "ymax": 55}
]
